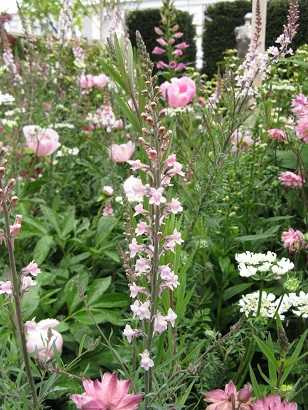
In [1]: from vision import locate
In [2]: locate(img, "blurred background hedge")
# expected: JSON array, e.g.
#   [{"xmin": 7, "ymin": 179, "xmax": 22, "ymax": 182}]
[
  {"xmin": 125, "ymin": 8, "xmax": 197, "ymax": 70},
  {"xmin": 202, "ymin": 0, "xmax": 308, "ymax": 78}
]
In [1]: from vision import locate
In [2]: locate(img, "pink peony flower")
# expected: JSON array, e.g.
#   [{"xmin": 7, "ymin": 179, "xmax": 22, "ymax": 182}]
[
  {"xmin": 102, "ymin": 185, "xmax": 114, "ymax": 196},
  {"xmin": 25, "ymin": 318, "xmax": 63, "ymax": 361},
  {"xmin": 23, "ymin": 125, "xmax": 61, "ymax": 157},
  {"xmin": 152, "ymin": 46, "xmax": 165, "ymax": 55},
  {"xmin": 267, "ymin": 128, "xmax": 287, "ymax": 141},
  {"xmin": 161, "ymin": 77, "xmax": 196, "ymax": 108},
  {"xmin": 294, "ymin": 114, "xmax": 308, "ymax": 143},
  {"xmin": 108, "ymin": 141, "xmax": 135, "ymax": 163},
  {"xmin": 278, "ymin": 171, "xmax": 304, "ymax": 188},
  {"xmin": 71, "ymin": 372, "xmax": 143, "ymax": 410},
  {"xmin": 281, "ymin": 228, "xmax": 305, "ymax": 252},
  {"xmin": 202, "ymin": 381, "xmax": 252, "ymax": 410},
  {"xmin": 250, "ymin": 395, "xmax": 297, "ymax": 410}
]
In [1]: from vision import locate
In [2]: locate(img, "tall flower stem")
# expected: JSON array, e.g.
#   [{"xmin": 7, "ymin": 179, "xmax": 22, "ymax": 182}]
[{"xmin": 0, "ymin": 179, "xmax": 39, "ymax": 409}]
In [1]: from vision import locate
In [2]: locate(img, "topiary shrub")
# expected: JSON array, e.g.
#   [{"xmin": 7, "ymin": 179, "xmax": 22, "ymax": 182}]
[
  {"xmin": 125, "ymin": 8, "xmax": 197, "ymax": 69},
  {"xmin": 202, "ymin": 0, "xmax": 252, "ymax": 78}
]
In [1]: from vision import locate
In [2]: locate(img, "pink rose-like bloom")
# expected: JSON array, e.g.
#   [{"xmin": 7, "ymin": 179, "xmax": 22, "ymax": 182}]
[
  {"xmin": 281, "ymin": 228, "xmax": 305, "ymax": 251},
  {"xmin": 108, "ymin": 141, "xmax": 135, "ymax": 163},
  {"xmin": 25, "ymin": 318, "xmax": 63, "ymax": 361},
  {"xmin": 152, "ymin": 46, "xmax": 165, "ymax": 55},
  {"xmin": 161, "ymin": 77, "xmax": 196, "ymax": 108},
  {"xmin": 23, "ymin": 125, "xmax": 61, "ymax": 157},
  {"xmin": 278, "ymin": 171, "xmax": 304, "ymax": 188},
  {"xmin": 294, "ymin": 114, "xmax": 308, "ymax": 143},
  {"xmin": 71, "ymin": 372, "xmax": 143, "ymax": 410},
  {"xmin": 202, "ymin": 381, "xmax": 252, "ymax": 410},
  {"xmin": 268, "ymin": 128, "xmax": 287, "ymax": 141},
  {"xmin": 250, "ymin": 395, "xmax": 297, "ymax": 410}
]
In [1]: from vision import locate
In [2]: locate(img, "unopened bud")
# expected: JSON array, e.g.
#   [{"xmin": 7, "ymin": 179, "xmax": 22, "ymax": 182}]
[
  {"xmin": 238, "ymin": 384, "xmax": 252, "ymax": 402},
  {"xmin": 10, "ymin": 196, "xmax": 18, "ymax": 211},
  {"xmin": 146, "ymin": 116, "xmax": 153, "ymax": 125},
  {"xmin": 15, "ymin": 214, "xmax": 22, "ymax": 224},
  {"xmin": 150, "ymin": 102, "xmax": 157, "ymax": 108},
  {"xmin": 157, "ymin": 232, "xmax": 163, "ymax": 239},
  {"xmin": 172, "ymin": 24, "xmax": 179, "ymax": 31},
  {"xmin": 0, "ymin": 167, "xmax": 5, "ymax": 178},
  {"xmin": 138, "ymin": 137, "xmax": 146, "ymax": 145}
]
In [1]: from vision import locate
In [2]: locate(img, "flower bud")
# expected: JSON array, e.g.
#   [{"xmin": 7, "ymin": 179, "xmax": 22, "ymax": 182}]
[
  {"xmin": 238, "ymin": 384, "xmax": 252, "ymax": 402},
  {"xmin": 102, "ymin": 186, "xmax": 114, "ymax": 197}
]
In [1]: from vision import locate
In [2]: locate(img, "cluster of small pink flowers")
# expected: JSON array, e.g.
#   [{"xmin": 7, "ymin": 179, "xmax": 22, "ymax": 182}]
[
  {"xmin": 86, "ymin": 105, "xmax": 122, "ymax": 131},
  {"xmin": 278, "ymin": 171, "xmax": 305, "ymax": 189},
  {"xmin": 2, "ymin": 39, "xmax": 23, "ymax": 88},
  {"xmin": 57, "ymin": 0, "xmax": 74, "ymax": 43},
  {"xmin": 161, "ymin": 77, "xmax": 196, "ymax": 108},
  {"xmin": 102, "ymin": 201, "xmax": 114, "ymax": 217},
  {"xmin": 281, "ymin": 227, "xmax": 307, "ymax": 253},
  {"xmin": 292, "ymin": 93, "xmax": 308, "ymax": 143},
  {"xmin": 152, "ymin": 1, "xmax": 189, "ymax": 73},
  {"xmin": 80, "ymin": 74, "xmax": 108, "ymax": 94}
]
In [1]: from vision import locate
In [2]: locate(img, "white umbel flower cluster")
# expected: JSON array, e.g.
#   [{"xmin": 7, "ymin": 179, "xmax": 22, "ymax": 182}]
[{"xmin": 235, "ymin": 251, "xmax": 294, "ymax": 280}]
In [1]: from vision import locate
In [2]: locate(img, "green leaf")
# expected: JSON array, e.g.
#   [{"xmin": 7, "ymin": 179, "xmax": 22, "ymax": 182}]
[
  {"xmin": 22, "ymin": 286, "xmax": 40, "ymax": 320},
  {"xmin": 71, "ymin": 307, "xmax": 125, "ymax": 325},
  {"xmin": 60, "ymin": 212, "xmax": 75, "ymax": 238},
  {"xmin": 40, "ymin": 205, "xmax": 62, "ymax": 235},
  {"xmin": 96, "ymin": 293, "xmax": 130, "ymax": 308},
  {"xmin": 249, "ymin": 364, "xmax": 262, "ymax": 399},
  {"xmin": 64, "ymin": 273, "xmax": 89, "ymax": 315},
  {"xmin": 86, "ymin": 277, "xmax": 111, "ymax": 305},
  {"xmin": 254, "ymin": 336, "xmax": 279, "ymax": 371},
  {"xmin": 222, "ymin": 283, "xmax": 251, "ymax": 303},
  {"xmin": 113, "ymin": 92, "xmax": 142, "ymax": 135},
  {"xmin": 33, "ymin": 235, "xmax": 54, "ymax": 264}
]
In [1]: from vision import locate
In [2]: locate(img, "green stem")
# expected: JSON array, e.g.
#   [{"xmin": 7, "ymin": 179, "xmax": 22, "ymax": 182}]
[{"xmin": 1, "ymin": 180, "xmax": 39, "ymax": 408}]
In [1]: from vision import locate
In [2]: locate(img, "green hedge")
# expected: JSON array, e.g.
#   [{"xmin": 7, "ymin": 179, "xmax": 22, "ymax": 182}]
[
  {"xmin": 125, "ymin": 8, "xmax": 197, "ymax": 69},
  {"xmin": 202, "ymin": 0, "xmax": 308, "ymax": 78}
]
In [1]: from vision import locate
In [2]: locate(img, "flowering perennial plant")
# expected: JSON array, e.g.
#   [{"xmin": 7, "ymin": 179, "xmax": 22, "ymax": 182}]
[
  {"xmin": 202, "ymin": 381, "xmax": 253, "ymax": 410},
  {"xmin": 235, "ymin": 251, "xmax": 294, "ymax": 281},
  {"xmin": 238, "ymin": 291, "xmax": 292, "ymax": 319}
]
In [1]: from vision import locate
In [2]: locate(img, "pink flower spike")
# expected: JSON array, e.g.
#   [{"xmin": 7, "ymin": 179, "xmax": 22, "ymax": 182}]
[
  {"xmin": 23, "ymin": 260, "xmax": 41, "ymax": 276},
  {"xmin": 152, "ymin": 46, "xmax": 165, "ymax": 55},
  {"xmin": 71, "ymin": 372, "xmax": 143, "ymax": 410},
  {"xmin": 139, "ymin": 349, "xmax": 154, "ymax": 371}
]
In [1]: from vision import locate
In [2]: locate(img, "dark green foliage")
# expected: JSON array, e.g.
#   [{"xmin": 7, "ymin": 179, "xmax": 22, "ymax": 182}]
[
  {"xmin": 266, "ymin": 0, "xmax": 308, "ymax": 50},
  {"xmin": 125, "ymin": 8, "xmax": 197, "ymax": 68},
  {"xmin": 202, "ymin": 0, "xmax": 252, "ymax": 77}
]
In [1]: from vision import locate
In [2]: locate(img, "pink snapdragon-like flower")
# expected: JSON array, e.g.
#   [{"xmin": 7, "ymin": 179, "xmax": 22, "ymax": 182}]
[
  {"xmin": 154, "ymin": 27, "xmax": 163, "ymax": 36},
  {"xmin": 22, "ymin": 260, "xmax": 41, "ymax": 276},
  {"xmin": 109, "ymin": 141, "xmax": 135, "ymax": 163},
  {"xmin": 139, "ymin": 349, "xmax": 154, "ymax": 371},
  {"xmin": 250, "ymin": 394, "xmax": 297, "ymax": 410},
  {"xmin": 0, "ymin": 280, "xmax": 12, "ymax": 295},
  {"xmin": 21, "ymin": 276, "xmax": 37, "ymax": 291},
  {"xmin": 71, "ymin": 372, "xmax": 143, "ymax": 410},
  {"xmin": 231, "ymin": 131, "xmax": 254, "ymax": 153},
  {"xmin": 202, "ymin": 381, "xmax": 252, "ymax": 410},
  {"xmin": 129, "ymin": 238, "xmax": 144, "ymax": 258},
  {"xmin": 23, "ymin": 126, "xmax": 61, "ymax": 157},
  {"xmin": 278, "ymin": 171, "xmax": 304, "ymax": 188},
  {"xmin": 149, "ymin": 187, "xmax": 166, "ymax": 205},
  {"xmin": 169, "ymin": 61, "xmax": 177, "ymax": 69},
  {"xmin": 268, "ymin": 128, "xmax": 287, "ymax": 141},
  {"xmin": 161, "ymin": 77, "xmax": 196, "ymax": 108},
  {"xmin": 131, "ymin": 300, "xmax": 151, "ymax": 320},
  {"xmin": 152, "ymin": 46, "xmax": 165, "ymax": 55},
  {"xmin": 281, "ymin": 228, "xmax": 305, "ymax": 252},
  {"xmin": 176, "ymin": 42, "xmax": 189, "ymax": 49},
  {"xmin": 25, "ymin": 318, "xmax": 63, "ymax": 361}
]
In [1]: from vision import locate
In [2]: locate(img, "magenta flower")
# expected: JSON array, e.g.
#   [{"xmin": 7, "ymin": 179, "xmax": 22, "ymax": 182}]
[
  {"xmin": 250, "ymin": 395, "xmax": 297, "ymax": 410},
  {"xmin": 23, "ymin": 125, "xmax": 61, "ymax": 157},
  {"xmin": 152, "ymin": 46, "xmax": 165, "ymax": 55},
  {"xmin": 108, "ymin": 141, "xmax": 135, "ymax": 163},
  {"xmin": 281, "ymin": 227, "xmax": 305, "ymax": 252},
  {"xmin": 169, "ymin": 61, "xmax": 177, "ymax": 69},
  {"xmin": 176, "ymin": 63, "xmax": 186, "ymax": 72},
  {"xmin": 156, "ymin": 38, "xmax": 167, "ymax": 46},
  {"xmin": 278, "ymin": 171, "xmax": 305, "ymax": 188},
  {"xmin": 173, "ymin": 49, "xmax": 183, "ymax": 56},
  {"xmin": 156, "ymin": 61, "xmax": 167, "ymax": 69},
  {"xmin": 202, "ymin": 381, "xmax": 252, "ymax": 410},
  {"xmin": 71, "ymin": 372, "xmax": 143, "ymax": 410},
  {"xmin": 267, "ymin": 128, "xmax": 287, "ymax": 141},
  {"xmin": 161, "ymin": 77, "xmax": 196, "ymax": 108}
]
